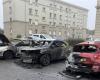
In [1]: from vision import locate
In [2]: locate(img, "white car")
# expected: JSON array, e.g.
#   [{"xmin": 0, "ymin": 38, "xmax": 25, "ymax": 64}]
[
  {"xmin": 0, "ymin": 34, "xmax": 17, "ymax": 59},
  {"xmin": 30, "ymin": 34, "xmax": 55, "ymax": 41}
]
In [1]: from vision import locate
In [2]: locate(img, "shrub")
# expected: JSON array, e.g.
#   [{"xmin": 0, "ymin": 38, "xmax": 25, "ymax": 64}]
[{"xmin": 66, "ymin": 38, "xmax": 85, "ymax": 47}]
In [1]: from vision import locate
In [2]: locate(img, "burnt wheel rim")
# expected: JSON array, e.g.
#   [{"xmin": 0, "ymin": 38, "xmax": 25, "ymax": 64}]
[{"xmin": 40, "ymin": 55, "xmax": 50, "ymax": 66}]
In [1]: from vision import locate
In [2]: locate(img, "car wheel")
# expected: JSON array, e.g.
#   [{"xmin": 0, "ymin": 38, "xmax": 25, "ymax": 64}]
[
  {"xmin": 40, "ymin": 54, "xmax": 50, "ymax": 66},
  {"xmin": 3, "ymin": 51, "xmax": 14, "ymax": 59}
]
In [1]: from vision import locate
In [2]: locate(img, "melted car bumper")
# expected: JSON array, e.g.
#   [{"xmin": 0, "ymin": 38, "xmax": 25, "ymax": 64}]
[{"xmin": 66, "ymin": 61, "xmax": 93, "ymax": 73}]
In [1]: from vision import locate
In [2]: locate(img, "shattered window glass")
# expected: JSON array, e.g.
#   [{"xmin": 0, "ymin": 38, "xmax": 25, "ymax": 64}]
[{"xmin": 73, "ymin": 45, "xmax": 97, "ymax": 53}]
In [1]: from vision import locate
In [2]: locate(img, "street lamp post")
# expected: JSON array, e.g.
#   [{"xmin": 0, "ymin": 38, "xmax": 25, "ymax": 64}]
[{"xmin": 24, "ymin": 0, "xmax": 27, "ymax": 37}]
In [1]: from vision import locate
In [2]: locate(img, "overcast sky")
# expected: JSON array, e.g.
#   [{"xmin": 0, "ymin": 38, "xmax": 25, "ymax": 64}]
[
  {"xmin": 63, "ymin": 0, "xmax": 97, "ymax": 30},
  {"xmin": 0, "ymin": 0, "xmax": 97, "ymax": 30}
]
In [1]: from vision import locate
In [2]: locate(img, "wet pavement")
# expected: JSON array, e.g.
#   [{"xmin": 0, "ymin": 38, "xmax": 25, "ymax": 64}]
[{"xmin": 0, "ymin": 59, "xmax": 100, "ymax": 80}]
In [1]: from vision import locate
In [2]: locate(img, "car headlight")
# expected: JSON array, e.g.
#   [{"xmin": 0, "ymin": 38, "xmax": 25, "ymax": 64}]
[{"xmin": 80, "ymin": 58, "xmax": 87, "ymax": 62}]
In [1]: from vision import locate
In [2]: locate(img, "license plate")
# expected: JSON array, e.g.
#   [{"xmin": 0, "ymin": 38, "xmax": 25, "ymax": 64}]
[{"xmin": 23, "ymin": 59, "xmax": 32, "ymax": 63}]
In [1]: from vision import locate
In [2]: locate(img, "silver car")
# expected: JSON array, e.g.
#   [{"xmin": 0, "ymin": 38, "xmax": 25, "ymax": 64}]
[{"xmin": 0, "ymin": 34, "xmax": 17, "ymax": 59}]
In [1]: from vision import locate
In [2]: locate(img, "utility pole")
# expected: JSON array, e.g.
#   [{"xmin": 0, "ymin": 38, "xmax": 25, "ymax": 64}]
[{"xmin": 24, "ymin": 0, "xmax": 27, "ymax": 37}]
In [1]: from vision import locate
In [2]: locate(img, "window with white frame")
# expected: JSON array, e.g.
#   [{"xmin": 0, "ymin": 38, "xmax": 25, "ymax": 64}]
[
  {"xmin": 50, "ymin": 13, "xmax": 52, "ymax": 18},
  {"xmin": 42, "ymin": 7, "xmax": 46, "ymax": 12},
  {"xmin": 35, "ymin": 0, "xmax": 38, "ymax": 3},
  {"xmin": 29, "ymin": 19, "xmax": 32, "ymax": 24},
  {"xmin": 35, "ymin": 9, "xmax": 38, "ymax": 15},
  {"xmin": 29, "ymin": 8, "xmax": 33, "ymax": 15}
]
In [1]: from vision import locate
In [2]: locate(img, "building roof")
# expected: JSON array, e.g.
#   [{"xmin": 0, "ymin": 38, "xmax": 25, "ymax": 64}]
[{"xmin": 50, "ymin": 0, "xmax": 88, "ymax": 11}]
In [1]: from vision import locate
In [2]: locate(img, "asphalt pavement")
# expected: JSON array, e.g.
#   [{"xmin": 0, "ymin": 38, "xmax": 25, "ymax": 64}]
[
  {"xmin": 0, "ymin": 59, "xmax": 71, "ymax": 80},
  {"xmin": 0, "ymin": 59, "xmax": 99, "ymax": 80}
]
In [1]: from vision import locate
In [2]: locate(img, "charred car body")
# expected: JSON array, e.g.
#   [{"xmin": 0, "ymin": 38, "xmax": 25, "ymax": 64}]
[
  {"xmin": 66, "ymin": 41, "xmax": 100, "ymax": 73},
  {"xmin": 18, "ymin": 40, "xmax": 68, "ymax": 66},
  {"xmin": 0, "ymin": 34, "xmax": 17, "ymax": 59}
]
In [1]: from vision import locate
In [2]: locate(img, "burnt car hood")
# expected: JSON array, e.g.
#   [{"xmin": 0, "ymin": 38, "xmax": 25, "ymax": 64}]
[
  {"xmin": 0, "ymin": 34, "xmax": 10, "ymax": 43},
  {"xmin": 19, "ymin": 46, "xmax": 48, "ymax": 51}
]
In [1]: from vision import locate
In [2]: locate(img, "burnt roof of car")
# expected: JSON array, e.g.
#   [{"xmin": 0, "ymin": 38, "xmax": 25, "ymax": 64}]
[
  {"xmin": 0, "ymin": 34, "xmax": 10, "ymax": 43},
  {"xmin": 77, "ymin": 41, "xmax": 100, "ymax": 47}
]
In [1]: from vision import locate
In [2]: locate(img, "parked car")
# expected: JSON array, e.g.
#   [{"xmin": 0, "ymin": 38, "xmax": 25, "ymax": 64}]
[
  {"xmin": 30, "ymin": 34, "xmax": 55, "ymax": 41},
  {"xmin": 0, "ymin": 34, "xmax": 17, "ymax": 59},
  {"xmin": 19, "ymin": 40, "xmax": 69, "ymax": 66},
  {"xmin": 66, "ymin": 41, "xmax": 100, "ymax": 73}
]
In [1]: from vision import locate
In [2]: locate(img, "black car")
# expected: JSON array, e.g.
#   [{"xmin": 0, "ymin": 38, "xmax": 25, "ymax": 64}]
[{"xmin": 18, "ymin": 40, "xmax": 68, "ymax": 66}]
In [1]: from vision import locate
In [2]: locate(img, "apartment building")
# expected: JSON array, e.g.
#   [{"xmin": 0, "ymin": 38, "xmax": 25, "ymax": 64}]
[
  {"xmin": 95, "ymin": 0, "xmax": 100, "ymax": 38},
  {"xmin": 3, "ymin": 0, "xmax": 88, "ymax": 39}
]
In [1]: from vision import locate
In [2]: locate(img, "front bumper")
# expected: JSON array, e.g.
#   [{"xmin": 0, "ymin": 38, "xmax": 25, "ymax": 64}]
[
  {"xmin": 66, "ymin": 61, "xmax": 93, "ymax": 73},
  {"xmin": 21, "ymin": 52, "xmax": 39, "ymax": 63}
]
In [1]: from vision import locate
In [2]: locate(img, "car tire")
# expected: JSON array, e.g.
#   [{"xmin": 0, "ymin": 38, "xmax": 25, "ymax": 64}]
[
  {"xmin": 3, "ymin": 51, "xmax": 14, "ymax": 59},
  {"xmin": 40, "ymin": 54, "xmax": 50, "ymax": 66}
]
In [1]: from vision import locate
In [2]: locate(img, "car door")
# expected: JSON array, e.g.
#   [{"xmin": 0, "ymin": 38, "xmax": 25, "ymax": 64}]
[
  {"xmin": 59, "ymin": 42, "xmax": 68, "ymax": 59},
  {"xmin": 50, "ymin": 41, "xmax": 62, "ymax": 60}
]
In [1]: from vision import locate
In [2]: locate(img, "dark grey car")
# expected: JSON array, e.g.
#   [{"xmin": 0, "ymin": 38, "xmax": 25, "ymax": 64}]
[{"xmin": 18, "ymin": 40, "xmax": 68, "ymax": 66}]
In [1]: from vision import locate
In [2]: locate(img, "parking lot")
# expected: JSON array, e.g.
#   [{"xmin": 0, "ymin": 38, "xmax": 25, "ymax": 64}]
[
  {"xmin": 0, "ymin": 58, "xmax": 99, "ymax": 80},
  {"xmin": 0, "ymin": 59, "xmax": 68, "ymax": 80}
]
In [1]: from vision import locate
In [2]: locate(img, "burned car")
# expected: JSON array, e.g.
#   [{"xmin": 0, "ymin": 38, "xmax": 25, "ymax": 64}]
[
  {"xmin": 66, "ymin": 41, "xmax": 100, "ymax": 73},
  {"xmin": 19, "ymin": 40, "xmax": 68, "ymax": 66},
  {"xmin": 0, "ymin": 34, "xmax": 17, "ymax": 59}
]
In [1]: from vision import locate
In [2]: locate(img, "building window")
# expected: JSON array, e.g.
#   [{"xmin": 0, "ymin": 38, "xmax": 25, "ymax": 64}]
[
  {"xmin": 53, "ymin": 22, "xmax": 56, "ymax": 26},
  {"xmin": 49, "ymin": 4, "xmax": 52, "ymax": 9},
  {"xmin": 29, "ymin": 0, "xmax": 32, "ymax": 4},
  {"xmin": 35, "ymin": 0, "xmax": 38, "ymax": 3},
  {"xmin": 42, "ymin": 17, "xmax": 46, "ymax": 21},
  {"xmin": 65, "ymin": 24, "xmax": 67, "ymax": 27},
  {"xmin": 60, "ymin": 6, "xmax": 62, "ymax": 11},
  {"xmin": 59, "ymin": 22, "xmax": 62, "ymax": 26},
  {"xmin": 35, "ymin": 10, "xmax": 38, "ymax": 15},
  {"xmin": 10, "ymin": 18, "xmax": 12, "ymax": 22},
  {"xmin": 54, "ymin": 14, "xmax": 56, "ymax": 19},
  {"xmin": 50, "ymin": 13, "xmax": 52, "ymax": 18},
  {"xmin": 42, "ymin": 7, "xmax": 46, "ymax": 12},
  {"xmin": 73, "ymin": 14, "xmax": 76, "ymax": 18},
  {"xmin": 49, "ymin": 22, "xmax": 52, "ymax": 25},
  {"xmin": 9, "ymin": 6, "xmax": 12, "ymax": 14},
  {"xmin": 42, "ymin": 26, "xmax": 46, "ymax": 29},
  {"xmin": 60, "ymin": 15, "xmax": 62, "ymax": 20},
  {"xmin": 54, "ymin": 4, "xmax": 57, "ymax": 8},
  {"xmin": 29, "ymin": 19, "xmax": 32, "ymax": 24},
  {"xmin": 73, "ymin": 22, "xmax": 75, "ymax": 26},
  {"xmin": 29, "ymin": 8, "xmax": 33, "ymax": 15},
  {"xmin": 66, "ymin": 8, "xmax": 68, "ymax": 12}
]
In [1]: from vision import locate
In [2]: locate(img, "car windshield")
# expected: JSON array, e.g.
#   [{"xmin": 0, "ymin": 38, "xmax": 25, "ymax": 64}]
[
  {"xmin": 42, "ymin": 34, "xmax": 53, "ymax": 39},
  {"xmin": 73, "ymin": 45, "xmax": 97, "ymax": 53},
  {"xmin": 37, "ymin": 41, "xmax": 52, "ymax": 47}
]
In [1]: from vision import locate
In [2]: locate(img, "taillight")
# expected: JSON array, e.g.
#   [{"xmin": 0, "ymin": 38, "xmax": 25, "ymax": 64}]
[
  {"xmin": 94, "ymin": 55, "xmax": 100, "ymax": 60},
  {"xmin": 94, "ymin": 55, "xmax": 100, "ymax": 63}
]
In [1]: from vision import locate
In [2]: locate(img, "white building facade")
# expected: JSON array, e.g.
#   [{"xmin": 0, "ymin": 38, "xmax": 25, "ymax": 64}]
[
  {"xmin": 95, "ymin": 0, "xmax": 100, "ymax": 38},
  {"xmin": 3, "ymin": 0, "xmax": 88, "ymax": 39}
]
